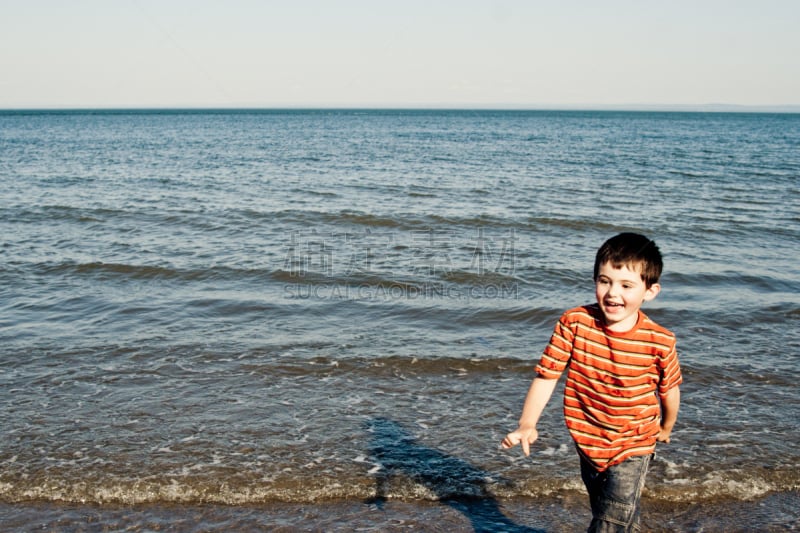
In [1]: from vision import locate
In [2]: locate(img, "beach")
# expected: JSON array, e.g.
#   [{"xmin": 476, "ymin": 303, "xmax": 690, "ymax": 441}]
[
  {"xmin": 1, "ymin": 109, "xmax": 798, "ymax": 531},
  {"xmin": 2, "ymin": 493, "xmax": 798, "ymax": 531}
]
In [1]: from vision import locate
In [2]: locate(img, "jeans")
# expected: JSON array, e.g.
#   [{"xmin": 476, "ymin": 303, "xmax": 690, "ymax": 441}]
[{"xmin": 579, "ymin": 453, "xmax": 651, "ymax": 533}]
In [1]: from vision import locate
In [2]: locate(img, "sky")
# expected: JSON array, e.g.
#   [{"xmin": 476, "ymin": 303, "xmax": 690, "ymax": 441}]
[{"xmin": 1, "ymin": 0, "xmax": 798, "ymax": 109}]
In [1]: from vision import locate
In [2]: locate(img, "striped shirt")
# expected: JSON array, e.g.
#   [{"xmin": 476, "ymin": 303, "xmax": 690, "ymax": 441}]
[{"xmin": 536, "ymin": 304, "xmax": 682, "ymax": 471}]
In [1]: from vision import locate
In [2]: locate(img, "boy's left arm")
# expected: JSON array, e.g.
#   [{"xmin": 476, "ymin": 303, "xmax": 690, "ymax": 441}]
[{"xmin": 657, "ymin": 386, "xmax": 680, "ymax": 443}]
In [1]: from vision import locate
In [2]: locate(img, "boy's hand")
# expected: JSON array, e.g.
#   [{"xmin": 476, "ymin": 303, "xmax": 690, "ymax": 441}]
[
  {"xmin": 501, "ymin": 427, "xmax": 539, "ymax": 456},
  {"xmin": 657, "ymin": 426, "xmax": 672, "ymax": 444}
]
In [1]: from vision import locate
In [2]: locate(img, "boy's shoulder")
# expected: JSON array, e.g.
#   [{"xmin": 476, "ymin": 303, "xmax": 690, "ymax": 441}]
[
  {"xmin": 558, "ymin": 304, "xmax": 603, "ymax": 324},
  {"xmin": 637, "ymin": 311, "xmax": 677, "ymax": 344}
]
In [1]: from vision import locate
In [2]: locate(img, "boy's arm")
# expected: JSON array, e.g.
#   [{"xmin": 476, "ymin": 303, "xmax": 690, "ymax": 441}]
[
  {"xmin": 657, "ymin": 386, "xmax": 680, "ymax": 443},
  {"xmin": 501, "ymin": 376, "xmax": 559, "ymax": 456}
]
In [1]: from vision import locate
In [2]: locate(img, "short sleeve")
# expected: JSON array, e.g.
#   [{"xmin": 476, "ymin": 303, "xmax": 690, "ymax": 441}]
[
  {"xmin": 535, "ymin": 312, "xmax": 576, "ymax": 379},
  {"xmin": 657, "ymin": 340, "xmax": 682, "ymax": 397}
]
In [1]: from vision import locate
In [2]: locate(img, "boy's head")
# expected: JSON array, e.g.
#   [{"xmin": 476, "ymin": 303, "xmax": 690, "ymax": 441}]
[
  {"xmin": 593, "ymin": 233, "xmax": 663, "ymax": 331},
  {"xmin": 593, "ymin": 233, "xmax": 663, "ymax": 288}
]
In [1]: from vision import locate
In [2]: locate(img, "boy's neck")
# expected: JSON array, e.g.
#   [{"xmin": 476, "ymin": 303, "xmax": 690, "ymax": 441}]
[{"xmin": 602, "ymin": 309, "xmax": 640, "ymax": 333}]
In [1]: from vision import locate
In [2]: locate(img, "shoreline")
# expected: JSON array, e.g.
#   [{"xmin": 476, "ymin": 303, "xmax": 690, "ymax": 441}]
[{"xmin": 1, "ymin": 491, "xmax": 797, "ymax": 532}]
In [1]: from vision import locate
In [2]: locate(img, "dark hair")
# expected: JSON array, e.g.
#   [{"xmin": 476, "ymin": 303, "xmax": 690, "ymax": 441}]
[{"xmin": 593, "ymin": 233, "xmax": 663, "ymax": 287}]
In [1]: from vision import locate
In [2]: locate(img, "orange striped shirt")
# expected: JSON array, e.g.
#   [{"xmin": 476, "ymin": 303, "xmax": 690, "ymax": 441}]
[{"xmin": 536, "ymin": 304, "xmax": 682, "ymax": 471}]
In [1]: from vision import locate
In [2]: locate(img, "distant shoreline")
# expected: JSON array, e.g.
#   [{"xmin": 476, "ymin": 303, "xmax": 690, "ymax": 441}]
[{"xmin": 2, "ymin": 105, "xmax": 800, "ymax": 114}]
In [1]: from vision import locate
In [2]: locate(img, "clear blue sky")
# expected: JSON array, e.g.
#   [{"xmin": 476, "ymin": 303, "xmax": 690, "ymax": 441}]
[{"xmin": 1, "ymin": 0, "xmax": 798, "ymax": 108}]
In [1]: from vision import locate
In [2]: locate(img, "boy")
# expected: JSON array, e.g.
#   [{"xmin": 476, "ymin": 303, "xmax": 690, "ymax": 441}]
[{"xmin": 502, "ymin": 233, "xmax": 681, "ymax": 532}]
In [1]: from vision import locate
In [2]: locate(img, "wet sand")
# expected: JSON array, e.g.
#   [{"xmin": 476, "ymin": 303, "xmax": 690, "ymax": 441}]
[{"xmin": 1, "ymin": 491, "xmax": 797, "ymax": 532}]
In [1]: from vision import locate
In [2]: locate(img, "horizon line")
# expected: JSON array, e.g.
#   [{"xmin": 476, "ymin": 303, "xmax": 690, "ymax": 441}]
[{"xmin": 2, "ymin": 103, "xmax": 800, "ymax": 114}]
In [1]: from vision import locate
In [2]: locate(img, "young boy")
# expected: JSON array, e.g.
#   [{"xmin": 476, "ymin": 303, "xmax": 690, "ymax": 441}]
[{"xmin": 502, "ymin": 233, "xmax": 681, "ymax": 532}]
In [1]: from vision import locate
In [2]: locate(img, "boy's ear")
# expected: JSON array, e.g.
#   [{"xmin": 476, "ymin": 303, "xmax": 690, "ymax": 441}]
[{"xmin": 644, "ymin": 283, "xmax": 661, "ymax": 302}]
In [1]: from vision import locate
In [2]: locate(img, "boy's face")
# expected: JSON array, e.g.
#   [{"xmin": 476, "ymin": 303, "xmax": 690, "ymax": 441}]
[{"xmin": 594, "ymin": 261, "xmax": 660, "ymax": 332}]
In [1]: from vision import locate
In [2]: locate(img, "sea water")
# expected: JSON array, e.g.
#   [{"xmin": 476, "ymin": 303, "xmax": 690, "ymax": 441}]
[{"xmin": 1, "ymin": 109, "xmax": 798, "ymax": 531}]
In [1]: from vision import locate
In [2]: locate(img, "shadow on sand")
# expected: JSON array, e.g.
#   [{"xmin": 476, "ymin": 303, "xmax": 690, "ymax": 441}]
[{"xmin": 365, "ymin": 417, "xmax": 543, "ymax": 533}]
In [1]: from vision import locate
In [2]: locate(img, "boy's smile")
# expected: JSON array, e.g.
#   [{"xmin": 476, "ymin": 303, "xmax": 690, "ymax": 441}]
[{"xmin": 595, "ymin": 262, "xmax": 660, "ymax": 332}]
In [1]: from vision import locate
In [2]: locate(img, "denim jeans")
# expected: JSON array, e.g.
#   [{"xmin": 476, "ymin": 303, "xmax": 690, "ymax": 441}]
[{"xmin": 579, "ymin": 453, "xmax": 651, "ymax": 533}]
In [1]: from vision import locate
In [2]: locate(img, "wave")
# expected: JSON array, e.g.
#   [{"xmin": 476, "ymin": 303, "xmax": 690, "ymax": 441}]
[
  {"xmin": 441, "ymin": 269, "xmax": 521, "ymax": 285},
  {"xmin": 319, "ymin": 211, "xmax": 427, "ymax": 229},
  {"xmin": 0, "ymin": 462, "xmax": 795, "ymax": 506},
  {"xmin": 31, "ymin": 261, "xmax": 227, "ymax": 282},
  {"xmin": 664, "ymin": 271, "xmax": 800, "ymax": 293},
  {"xmin": 287, "ymin": 188, "xmax": 340, "ymax": 198},
  {"xmin": 17, "ymin": 203, "xmax": 773, "ymax": 246},
  {"xmin": 19, "ymin": 261, "xmax": 376, "ymax": 287},
  {"xmin": 257, "ymin": 209, "xmax": 522, "ymax": 232},
  {"xmin": 524, "ymin": 216, "xmax": 632, "ymax": 233},
  {"xmin": 238, "ymin": 354, "xmax": 537, "ymax": 378},
  {"xmin": 4, "ymin": 205, "xmax": 120, "ymax": 225},
  {"xmin": 225, "ymin": 353, "xmax": 797, "ymax": 393},
  {"xmin": 271, "ymin": 268, "xmax": 524, "ymax": 290},
  {"xmin": 4, "ymin": 204, "xmax": 236, "ymax": 235},
  {"xmin": 12, "ymin": 204, "xmax": 796, "ymax": 255}
]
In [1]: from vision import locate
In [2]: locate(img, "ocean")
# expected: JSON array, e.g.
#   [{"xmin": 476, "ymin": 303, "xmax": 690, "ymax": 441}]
[{"xmin": 0, "ymin": 109, "xmax": 798, "ymax": 531}]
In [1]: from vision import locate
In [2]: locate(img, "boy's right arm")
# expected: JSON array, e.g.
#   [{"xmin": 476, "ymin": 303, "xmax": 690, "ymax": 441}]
[
  {"xmin": 501, "ymin": 376, "xmax": 559, "ymax": 456},
  {"xmin": 657, "ymin": 385, "xmax": 680, "ymax": 443}
]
